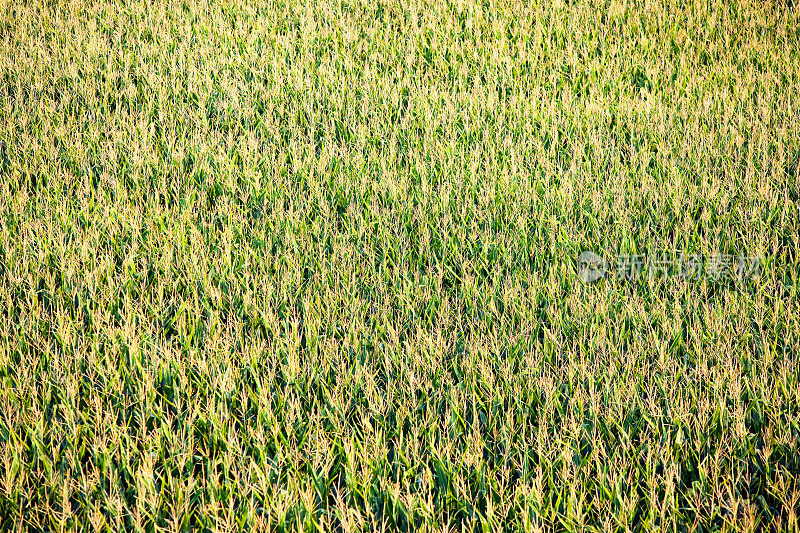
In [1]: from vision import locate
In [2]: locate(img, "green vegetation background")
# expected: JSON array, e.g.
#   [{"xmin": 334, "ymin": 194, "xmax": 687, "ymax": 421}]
[{"xmin": 0, "ymin": 0, "xmax": 799, "ymax": 530}]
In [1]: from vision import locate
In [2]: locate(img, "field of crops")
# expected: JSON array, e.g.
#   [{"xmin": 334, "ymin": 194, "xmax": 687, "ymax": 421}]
[{"xmin": 1, "ymin": 0, "xmax": 799, "ymax": 530}]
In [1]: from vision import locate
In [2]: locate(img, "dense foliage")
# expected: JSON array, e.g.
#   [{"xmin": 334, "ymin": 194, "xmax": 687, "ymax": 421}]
[{"xmin": 1, "ymin": 0, "xmax": 799, "ymax": 530}]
